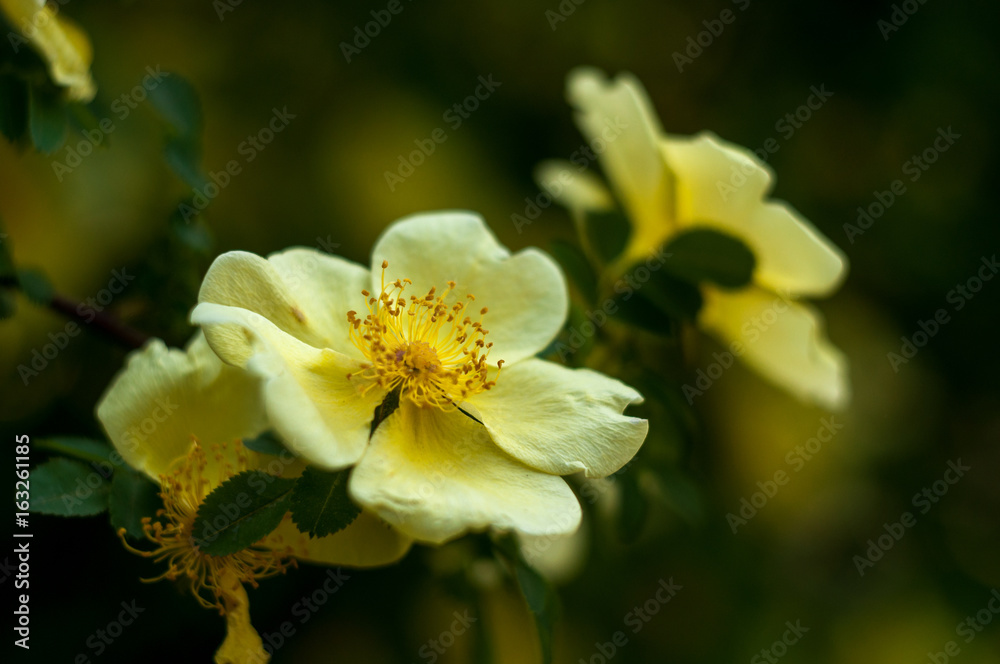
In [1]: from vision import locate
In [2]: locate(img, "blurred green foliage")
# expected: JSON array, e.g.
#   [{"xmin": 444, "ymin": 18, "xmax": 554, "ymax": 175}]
[{"xmin": 2, "ymin": 1, "xmax": 999, "ymax": 663}]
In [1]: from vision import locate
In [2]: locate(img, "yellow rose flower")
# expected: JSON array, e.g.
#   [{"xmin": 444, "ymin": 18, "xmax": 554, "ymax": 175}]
[
  {"xmin": 190, "ymin": 212, "xmax": 648, "ymax": 544},
  {"xmin": 536, "ymin": 68, "xmax": 849, "ymax": 410},
  {"xmin": 0, "ymin": 0, "xmax": 96, "ymax": 101},
  {"xmin": 97, "ymin": 333, "xmax": 411, "ymax": 664}
]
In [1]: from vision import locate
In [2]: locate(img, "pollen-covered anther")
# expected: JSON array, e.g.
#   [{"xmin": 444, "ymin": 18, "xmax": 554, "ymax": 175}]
[{"xmin": 347, "ymin": 264, "xmax": 502, "ymax": 410}]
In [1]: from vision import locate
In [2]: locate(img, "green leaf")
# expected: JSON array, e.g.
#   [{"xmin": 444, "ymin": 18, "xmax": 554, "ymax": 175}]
[
  {"xmin": 0, "ymin": 75, "xmax": 29, "ymax": 144},
  {"xmin": 109, "ymin": 467, "xmax": 162, "ymax": 539},
  {"xmin": 548, "ymin": 240, "xmax": 598, "ymax": 304},
  {"xmin": 494, "ymin": 534, "xmax": 558, "ymax": 664},
  {"xmin": 660, "ymin": 228, "xmax": 756, "ymax": 289},
  {"xmin": 193, "ymin": 471, "xmax": 295, "ymax": 556},
  {"xmin": 242, "ymin": 431, "xmax": 289, "ymax": 457},
  {"xmin": 16, "ymin": 267, "xmax": 54, "ymax": 305},
  {"xmin": 147, "ymin": 73, "xmax": 202, "ymax": 138},
  {"xmin": 35, "ymin": 437, "xmax": 115, "ymax": 465},
  {"xmin": 612, "ymin": 290, "xmax": 681, "ymax": 335},
  {"xmin": 635, "ymin": 270, "xmax": 704, "ymax": 322},
  {"xmin": 29, "ymin": 458, "xmax": 111, "ymax": 516},
  {"xmin": 28, "ymin": 86, "xmax": 67, "ymax": 154},
  {"xmin": 290, "ymin": 467, "xmax": 361, "ymax": 538},
  {"xmin": 164, "ymin": 135, "xmax": 208, "ymax": 189},
  {"xmin": 583, "ymin": 209, "xmax": 631, "ymax": 264}
]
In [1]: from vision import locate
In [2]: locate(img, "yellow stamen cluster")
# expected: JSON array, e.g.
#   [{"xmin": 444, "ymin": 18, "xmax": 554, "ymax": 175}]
[
  {"xmin": 347, "ymin": 261, "xmax": 503, "ymax": 410},
  {"xmin": 118, "ymin": 440, "xmax": 294, "ymax": 614}
]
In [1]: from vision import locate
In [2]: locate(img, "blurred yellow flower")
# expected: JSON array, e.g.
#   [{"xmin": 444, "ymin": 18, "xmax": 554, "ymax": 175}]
[
  {"xmin": 0, "ymin": 0, "xmax": 96, "ymax": 101},
  {"xmin": 97, "ymin": 334, "xmax": 411, "ymax": 663},
  {"xmin": 537, "ymin": 68, "xmax": 850, "ymax": 410},
  {"xmin": 191, "ymin": 212, "xmax": 648, "ymax": 544}
]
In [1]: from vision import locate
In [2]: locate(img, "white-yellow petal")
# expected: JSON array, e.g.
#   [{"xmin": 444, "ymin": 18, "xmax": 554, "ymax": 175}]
[
  {"xmin": 192, "ymin": 302, "xmax": 384, "ymax": 470},
  {"xmin": 664, "ymin": 132, "xmax": 847, "ymax": 297},
  {"xmin": 467, "ymin": 358, "xmax": 647, "ymax": 478},
  {"xmin": 267, "ymin": 511, "xmax": 412, "ymax": 568},
  {"xmin": 566, "ymin": 67, "xmax": 675, "ymax": 262},
  {"xmin": 96, "ymin": 333, "xmax": 267, "ymax": 481},
  {"xmin": 349, "ymin": 401, "xmax": 581, "ymax": 544},
  {"xmin": 371, "ymin": 211, "xmax": 568, "ymax": 366},
  {"xmin": 0, "ymin": 0, "xmax": 96, "ymax": 101},
  {"xmin": 698, "ymin": 286, "xmax": 849, "ymax": 410},
  {"xmin": 534, "ymin": 159, "xmax": 615, "ymax": 215},
  {"xmin": 197, "ymin": 249, "xmax": 369, "ymax": 359}
]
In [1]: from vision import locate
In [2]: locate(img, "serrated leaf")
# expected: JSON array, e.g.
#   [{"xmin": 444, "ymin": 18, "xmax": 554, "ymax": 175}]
[
  {"xmin": 35, "ymin": 437, "xmax": 115, "ymax": 465},
  {"xmin": 147, "ymin": 73, "xmax": 202, "ymax": 138},
  {"xmin": 110, "ymin": 467, "xmax": 162, "ymax": 538},
  {"xmin": 193, "ymin": 471, "xmax": 295, "ymax": 556},
  {"xmin": 290, "ymin": 467, "xmax": 360, "ymax": 538},
  {"xmin": 494, "ymin": 534, "xmax": 558, "ymax": 664},
  {"xmin": 548, "ymin": 240, "xmax": 598, "ymax": 304},
  {"xmin": 16, "ymin": 267, "xmax": 54, "ymax": 304},
  {"xmin": 584, "ymin": 209, "xmax": 631, "ymax": 264},
  {"xmin": 0, "ymin": 75, "xmax": 29, "ymax": 143},
  {"xmin": 661, "ymin": 228, "xmax": 756, "ymax": 289},
  {"xmin": 29, "ymin": 458, "xmax": 110, "ymax": 516},
  {"xmin": 28, "ymin": 86, "xmax": 67, "ymax": 154}
]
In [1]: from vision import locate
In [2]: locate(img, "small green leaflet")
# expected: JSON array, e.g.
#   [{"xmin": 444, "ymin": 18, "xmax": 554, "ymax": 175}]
[
  {"xmin": 28, "ymin": 86, "xmax": 68, "ymax": 154},
  {"xmin": 35, "ymin": 437, "xmax": 115, "ymax": 465},
  {"xmin": 29, "ymin": 458, "xmax": 111, "ymax": 516},
  {"xmin": 290, "ymin": 467, "xmax": 361, "ymax": 539},
  {"xmin": 660, "ymin": 228, "xmax": 756, "ymax": 289},
  {"xmin": 192, "ymin": 471, "xmax": 295, "ymax": 556}
]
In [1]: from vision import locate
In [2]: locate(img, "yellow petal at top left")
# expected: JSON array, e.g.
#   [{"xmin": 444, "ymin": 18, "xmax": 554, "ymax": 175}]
[{"xmin": 1, "ymin": 0, "xmax": 96, "ymax": 101}]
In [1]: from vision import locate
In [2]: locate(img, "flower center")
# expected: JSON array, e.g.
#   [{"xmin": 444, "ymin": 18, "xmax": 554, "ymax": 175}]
[
  {"xmin": 347, "ymin": 261, "xmax": 504, "ymax": 410},
  {"xmin": 117, "ymin": 440, "xmax": 294, "ymax": 613}
]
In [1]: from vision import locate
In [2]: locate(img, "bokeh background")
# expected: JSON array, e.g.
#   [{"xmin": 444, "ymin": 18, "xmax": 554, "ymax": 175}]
[{"xmin": 3, "ymin": 0, "xmax": 999, "ymax": 662}]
